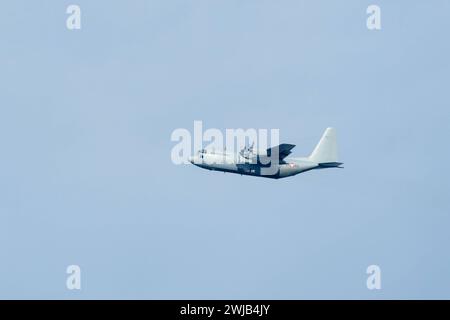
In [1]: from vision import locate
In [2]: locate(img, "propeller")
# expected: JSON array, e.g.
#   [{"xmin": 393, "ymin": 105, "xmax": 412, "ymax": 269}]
[{"xmin": 239, "ymin": 141, "xmax": 254, "ymax": 159}]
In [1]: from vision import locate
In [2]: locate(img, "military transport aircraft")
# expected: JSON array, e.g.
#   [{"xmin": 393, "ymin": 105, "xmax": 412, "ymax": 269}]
[{"xmin": 188, "ymin": 127, "xmax": 343, "ymax": 179}]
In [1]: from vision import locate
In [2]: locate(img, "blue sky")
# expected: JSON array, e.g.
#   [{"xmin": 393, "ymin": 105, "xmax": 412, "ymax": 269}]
[{"xmin": 1, "ymin": 1, "xmax": 450, "ymax": 299}]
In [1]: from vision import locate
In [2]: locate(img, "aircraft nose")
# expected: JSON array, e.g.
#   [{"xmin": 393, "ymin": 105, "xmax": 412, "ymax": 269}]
[{"xmin": 188, "ymin": 156, "xmax": 194, "ymax": 164}]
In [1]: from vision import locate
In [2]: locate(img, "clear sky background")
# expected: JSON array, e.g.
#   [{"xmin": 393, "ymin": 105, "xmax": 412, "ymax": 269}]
[{"xmin": 1, "ymin": 1, "xmax": 449, "ymax": 299}]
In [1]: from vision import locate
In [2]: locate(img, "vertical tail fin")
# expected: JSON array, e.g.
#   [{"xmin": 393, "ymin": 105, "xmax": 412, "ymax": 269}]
[{"xmin": 308, "ymin": 127, "xmax": 338, "ymax": 164}]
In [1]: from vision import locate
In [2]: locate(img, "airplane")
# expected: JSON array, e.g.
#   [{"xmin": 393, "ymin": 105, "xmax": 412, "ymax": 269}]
[{"xmin": 188, "ymin": 127, "xmax": 343, "ymax": 179}]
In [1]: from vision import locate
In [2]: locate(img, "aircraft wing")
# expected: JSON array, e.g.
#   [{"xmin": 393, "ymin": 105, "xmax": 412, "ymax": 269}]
[{"xmin": 266, "ymin": 144, "xmax": 296, "ymax": 162}]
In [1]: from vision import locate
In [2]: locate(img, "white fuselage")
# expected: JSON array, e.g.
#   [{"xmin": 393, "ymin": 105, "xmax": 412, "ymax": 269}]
[{"xmin": 189, "ymin": 151, "xmax": 319, "ymax": 179}]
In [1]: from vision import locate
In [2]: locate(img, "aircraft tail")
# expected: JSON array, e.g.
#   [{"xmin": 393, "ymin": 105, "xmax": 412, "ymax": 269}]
[{"xmin": 308, "ymin": 127, "xmax": 341, "ymax": 166}]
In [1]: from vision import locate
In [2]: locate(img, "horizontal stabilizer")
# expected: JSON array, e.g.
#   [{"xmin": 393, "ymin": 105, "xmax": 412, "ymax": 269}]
[{"xmin": 318, "ymin": 162, "xmax": 344, "ymax": 168}]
